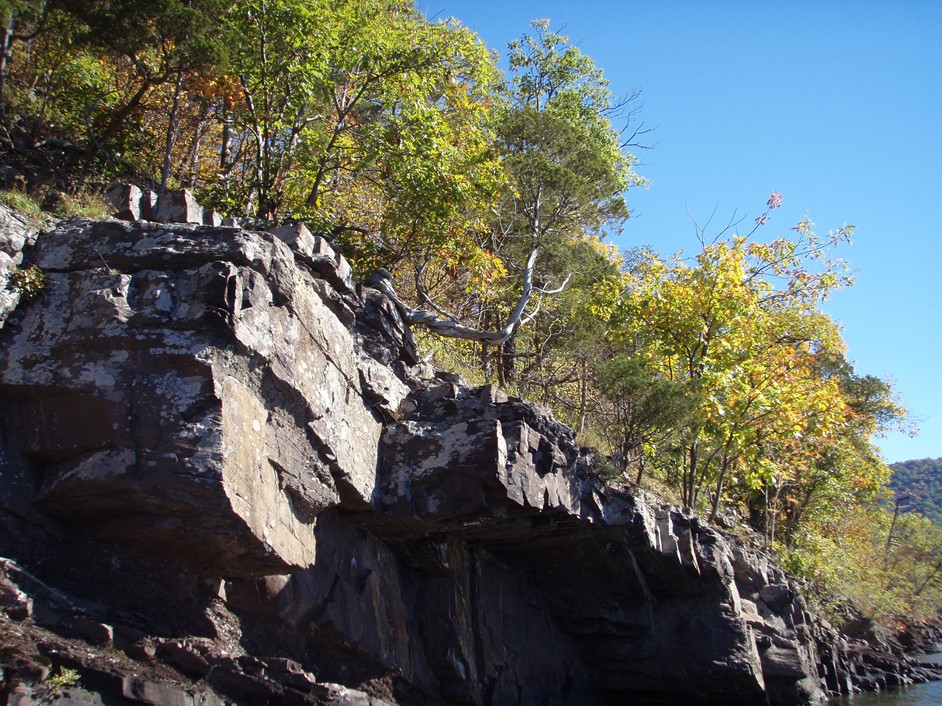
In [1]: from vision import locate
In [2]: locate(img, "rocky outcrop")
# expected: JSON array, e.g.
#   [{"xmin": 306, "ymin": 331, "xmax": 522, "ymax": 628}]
[
  {"xmin": 0, "ymin": 207, "xmax": 938, "ymax": 705},
  {"xmin": 0, "ymin": 204, "xmax": 46, "ymax": 329}
]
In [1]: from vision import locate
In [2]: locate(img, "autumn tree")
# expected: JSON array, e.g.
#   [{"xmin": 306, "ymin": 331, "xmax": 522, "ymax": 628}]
[
  {"xmin": 764, "ymin": 353, "xmax": 909, "ymax": 548},
  {"xmin": 593, "ymin": 196, "xmax": 861, "ymax": 518},
  {"xmin": 785, "ymin": 495, "xmax": 942, "ymax": 623},
  {"xmin": 379, "ymin": 19, "xmax": 646, "ymax": 393},
  {"xmin": 216, "ymin": 0, "xmax": 505, "ymax": 271},
  {"xmin": 47, "ymin": 0, "xmax": 231, "ymax": 164}
]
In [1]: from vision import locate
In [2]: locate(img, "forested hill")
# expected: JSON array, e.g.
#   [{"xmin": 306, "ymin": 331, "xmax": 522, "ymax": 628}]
[
  {"xmin": 0, "ymin": 0, "xmax": 939, "ymax": 631},
  {"xmin": 890, "ymin": 458, "xmax": 942, "ymax": 524}
]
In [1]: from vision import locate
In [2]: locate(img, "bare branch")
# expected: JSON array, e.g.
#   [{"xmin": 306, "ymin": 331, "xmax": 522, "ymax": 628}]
[
  {"xmin": 369, "ymin": 246, "xmax": 572, "ymax": 345},
  {"xmin": 534, "ymin": 273, "xmax": 572, "ymax": 295},
  {"xmin": 414, "ymin": 259, "xmax": 460, "ymax": 323}
]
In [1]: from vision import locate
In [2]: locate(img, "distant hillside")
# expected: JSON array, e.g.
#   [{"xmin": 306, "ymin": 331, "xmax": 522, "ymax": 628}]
[{"xmin": 889, "ymin": 457, "xmax": 942, "ymax": 524}]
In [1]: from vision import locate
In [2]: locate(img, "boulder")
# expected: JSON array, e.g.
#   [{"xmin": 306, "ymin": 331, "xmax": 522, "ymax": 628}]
[
  {"xmin": 155, "ymin": 189, "xmax": 203, "ymax": 224},
  {"xmin": 0, "ymin": 202, "xmax": 41, "ymax": 261},
  {"xmin": 0, "ymin": 219, "xmax": 386, "ymax": 576},
  {"xmin": 106, "ymin": 184, "xmax": 151, "ymax": 221}
]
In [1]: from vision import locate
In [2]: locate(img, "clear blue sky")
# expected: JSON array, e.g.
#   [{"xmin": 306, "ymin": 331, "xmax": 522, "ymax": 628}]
[{"xmin": 425, "ymin": 0, "xmax": 941, "ymax": 464}]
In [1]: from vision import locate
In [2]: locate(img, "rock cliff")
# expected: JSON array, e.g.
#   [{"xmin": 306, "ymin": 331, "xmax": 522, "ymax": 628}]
[{"xmin": 0, "ymin": 207, "xmax": 937, "ymax": 705}]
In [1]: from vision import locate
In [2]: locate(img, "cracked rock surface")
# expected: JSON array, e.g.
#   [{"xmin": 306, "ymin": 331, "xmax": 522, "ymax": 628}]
[{"xmin": 1, "ymin": 209, "xmax": 939, "ymax": 705}]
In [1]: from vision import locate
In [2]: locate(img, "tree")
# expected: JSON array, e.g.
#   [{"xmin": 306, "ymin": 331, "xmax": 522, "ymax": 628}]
[
  {"xmin": 48, "ymin": 0, "xmax": 231, "ymax": 157},
  {"xmin": 379, "ymin": 19, "xmax": 645, "ymax": 383},
  {"xmin": 594, "ymin": 196, "xmax": 859, "ymax": 517},
  {"xmin": 0, "ymin": 0, "xmax": 48, "ymax": 113},
  {"xmin": 593, "ymin": 353, "xmax": 693, "ymax": 483},
  {"xmin": 218, "ymin": 0, "xmax": 504, "ymax": 247},
  {"xmin": 308, "ymin": 10, "xmax": 504, "ymax": 276},
  {"xmin": 889, "ymin": 457, "xmax": 942, "ymax": 525},
  {"xmin": 784, "ymin": 494, "xmax": 942, "ymax": 623},
  {"xmin": 765, "ymin": 353, "xmax": 909, "ymax": 548}
]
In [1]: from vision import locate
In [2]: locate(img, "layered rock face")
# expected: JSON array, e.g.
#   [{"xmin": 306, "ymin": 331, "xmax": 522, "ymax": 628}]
[{"xmin": 0, "ymin": 210, "xmax": 937, "ymax": 705}]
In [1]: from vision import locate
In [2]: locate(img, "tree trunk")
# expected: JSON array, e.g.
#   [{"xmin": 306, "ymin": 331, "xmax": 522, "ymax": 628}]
[
  {"xmin": 220, "ymin": 96, "xmax": 233, "ymax": 173},
  {"xmin": 684, "ymin": 444, "xmax": 698, "ymax": 509},
  {"xmin": 369, "ymin": 247, "xmax": 568, "ymax": 347},
  {"xmin": 96, "ymin": 76, "xmax": 156, "ymax": 148},
  {"xmin": 635, "ymin": 457, "xmax": 646, "ymax": 486},
  {"xmin": 184, "ymin": 111, "xmax": 206, "ymax": 188},
  {"xmin": 499, "ymin": 334, "xmax": 516, "ymax": 385},
  {"xmin": 577, "ymin": 355, "xmax": 588, "ymax": 435},
  {"xmin": 160, "ymin": 69, "xmax": 185, "ymax": 193},
  {"xmin": 708, "ymin": 455, "xmax": 731, "ymax": 523},
  {"xmin": 883, "ymin": 495, "xmax": 907, "ymax": 571},
  {"xmin": 0, "ymin": 14, "xmax": 16, "ymax": 115}
]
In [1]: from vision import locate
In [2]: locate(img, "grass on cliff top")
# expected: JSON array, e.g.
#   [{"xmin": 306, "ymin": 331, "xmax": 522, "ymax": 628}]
[
  {"xmin": 0, "ymin": 187, "xmax": 44, "ymax": 221},
  {"xmin": 0, "ymin": 185, "xmax": 111, "ymax": 221}
]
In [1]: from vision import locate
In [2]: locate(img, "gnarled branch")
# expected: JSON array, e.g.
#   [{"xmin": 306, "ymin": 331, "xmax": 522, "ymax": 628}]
[{"xmin": 369, "ymin": 246, "xmax": 570, "ymax": 345}]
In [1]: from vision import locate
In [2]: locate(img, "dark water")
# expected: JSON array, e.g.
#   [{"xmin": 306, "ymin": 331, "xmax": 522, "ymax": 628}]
[{"xmin": 830, "ymin": 652, "xmax": 942, "ymax": 706}]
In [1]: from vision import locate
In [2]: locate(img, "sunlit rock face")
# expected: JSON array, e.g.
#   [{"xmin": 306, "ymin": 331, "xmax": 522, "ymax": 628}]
[
  {"xmin": 0, "ymin": 218, "xmax": 378, "ymax": 576},
  {"xmin": 0, "ymin": 209, "xmax": 934, "ymax": 706}
]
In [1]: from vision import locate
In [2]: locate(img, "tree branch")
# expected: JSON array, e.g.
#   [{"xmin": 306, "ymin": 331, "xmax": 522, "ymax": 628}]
[
  {"xmin": 414, "ymin": 259, "xmax": 460, "ymax": 323},
  {"xmin": 369, "ymin": 245, "xmax": 571, "ymax": 345}
]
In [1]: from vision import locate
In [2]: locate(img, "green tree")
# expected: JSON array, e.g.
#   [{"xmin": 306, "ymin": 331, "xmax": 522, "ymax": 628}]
[
  {"xmin": 593, "ymin": 352, "xmax": 693, "ymax": 483},
  {"xmin": 889, "ymin": 457, "xmax": 942, "ymax": 525},
  {"xmin": 219, "ymin": 0, "xmax": 504, "ymax": 256},
  {"xmin": 484, "ymin": 20, "xmax": 642, "ymax": 377},
  {"xmin": 594, "ymin": 197, "xmax": 858, "ymax": 517},
  {"xmin": 381, "ymin": 20, "xmax": 646, "ymax": 391},
  {"xmin": 48, "ymin": 0, "xmax": 231, "ymax": 155}
]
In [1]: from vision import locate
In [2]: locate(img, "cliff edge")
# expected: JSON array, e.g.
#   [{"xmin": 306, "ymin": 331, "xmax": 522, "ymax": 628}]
[{"xmin": 0, "ymin": 209, "xmax": 937, "ymax": 705}]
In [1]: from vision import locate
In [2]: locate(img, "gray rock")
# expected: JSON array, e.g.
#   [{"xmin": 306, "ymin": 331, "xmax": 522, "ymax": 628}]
[
  {"xmin": 0, "ymin": 251, "xmax": 22, "ymax": 328},
  {"xmin": 155, "ymin": 189, "xmax": 203, "ymax": 224},
  {"xmin": 0, "ymin": 575, "xmax": 32, "ymax": 619},
  {"xmin": 155, "ymin": 641, "xmax": 213, "ymax": 678},
  {"xmin": 106, "ymin": 184, "xmax": 145, "ymax": 221},
  {"xmin": 0, "ymin": 217, "xmax": 931, "ymax": 706},
  {"xmin": 0, "ymin": 202, "xmax": 42, "ymax": 261},
  {"xmin": 2, "ymin": 220, "xmax": 387, "ymax": 576}
]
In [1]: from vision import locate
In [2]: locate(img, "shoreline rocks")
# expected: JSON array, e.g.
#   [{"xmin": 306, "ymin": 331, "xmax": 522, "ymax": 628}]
[{"xmin": 0, "ymin": 205, "xmax": 938, "ymax": 704}]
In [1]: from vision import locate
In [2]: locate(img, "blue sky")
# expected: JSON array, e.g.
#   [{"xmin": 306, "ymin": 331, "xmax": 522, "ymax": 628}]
[{"xmin": 426, "ymin": 0, "xmax": 941, "ymax": 464}]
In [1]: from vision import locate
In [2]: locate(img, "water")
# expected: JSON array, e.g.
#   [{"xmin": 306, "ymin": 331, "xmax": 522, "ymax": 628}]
[{"xmin": 830, "ymin": 652, "xmax": 942, "ymax": 706}]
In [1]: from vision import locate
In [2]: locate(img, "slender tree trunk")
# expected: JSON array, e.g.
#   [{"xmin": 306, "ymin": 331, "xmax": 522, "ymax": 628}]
[
  {"xmin": 220, "ymin": 96, "xmax": 232, "ymax": 173},
  {"xmin": 97, "ymin": 76, "xmax": 156, "ymax": 147},
  {"xmin": 764, "ymin": 484, "xmax": 772, "ymax": 547},
  {"xmin": 160, "ymin": 68, "xmax": 185, "ymax": 193},
  {"xmin": 768, "ymin": 486, "xmax": 780, "ymax": 548},
  {"xmin": 577, "ymin": 355, "xmax": 588, "ymax": 435},
  {"xmin": 635, "ymin": 457, "xmax": 646, "ymax": 486},
  {"xmin": 499, "ymin": 334, "xmax": 517, "ymax": 385},
  {"xmin": 709, "ymin": 455, "xmax": 731, "ymax": 523},
  {"xmin": 184, "ymin": 111, "xmax": 206, "ymax": 188},
  {"xmin": 685, "ymin": 444, "xmax": 699, "ymax": 509},
  {"xmin": 883, "ymin": 495, "xmax": 908, "ymax": 571},
  {"xmin": 913, "ymin": 560, "xmax": 942, "ymax": 597},
  {"xmin": 0, "ymin": 14, "xmax": 16, "ymax": 115},
  {"xmin": 479, "ymin": 312, "xmax": 491, "ymax": 376},
  {"xmin": 709, "ymin": 439, "xmax": 737, "ymax": 522}
]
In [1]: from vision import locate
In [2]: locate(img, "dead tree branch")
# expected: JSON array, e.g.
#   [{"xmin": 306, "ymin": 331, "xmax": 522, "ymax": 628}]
[{"xmin": 370, "ymin": 246, "xmax": 569, "ymax": 345}]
